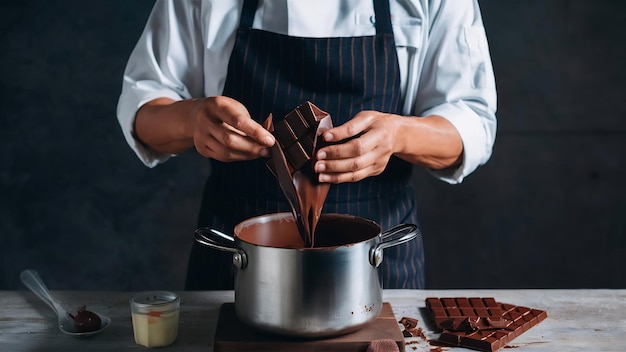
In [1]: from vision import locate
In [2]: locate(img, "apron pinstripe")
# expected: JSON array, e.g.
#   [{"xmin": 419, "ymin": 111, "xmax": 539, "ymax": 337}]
[{"xmin": 185, "ymin": 0, "xmax": 425, "ymax": 290}]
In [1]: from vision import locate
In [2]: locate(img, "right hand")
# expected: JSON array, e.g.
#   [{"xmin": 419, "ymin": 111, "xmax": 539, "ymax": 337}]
[{"xmin": 191, "ymin": 96, "xmax": 275, "ymax": 162}]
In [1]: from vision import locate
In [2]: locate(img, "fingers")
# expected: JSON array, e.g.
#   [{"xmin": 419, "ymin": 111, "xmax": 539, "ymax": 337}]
[
  {"xmin": 204, "ymin": 97, "xmax": 275, "ymax": 147},
  {"xmin": 315, "ymin": 156, "xmax": 386, "ymax": 183},
  {"xmin": 193, "ymin": 97, "xmax": 275, "ymax": 162},
  {"xmin": 314, "ymin": 111, "xmax": 398, "ymax": 183},
  {"xmin": 194, "ymin": 124, "xmax": 267, "ymax": 161},
  {"xmin": 314, "ymin": 133, "xmax": 388, "ymax": 183},
  {"xmin": 320, "ymin": 111, "xmax": 373, "ymax": 143}
]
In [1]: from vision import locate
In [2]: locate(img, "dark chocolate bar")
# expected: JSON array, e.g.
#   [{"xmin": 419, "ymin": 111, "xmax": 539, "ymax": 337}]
[
  {"xmin": 426, "ymin": 298, "xmax": 547, "ymax": 352},
  {"xmin": 269, "ymin": 101, "xmax": 331, "ymax": 172}
]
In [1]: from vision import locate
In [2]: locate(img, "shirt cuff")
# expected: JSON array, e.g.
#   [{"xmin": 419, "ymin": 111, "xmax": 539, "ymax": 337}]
[
  {"xmin": 421, "ymin": 102, "xmax": 492, "ymax": 184},
  {"xmin": 116, "ymin": 82, "xmax": 183, "ymax": 168}
]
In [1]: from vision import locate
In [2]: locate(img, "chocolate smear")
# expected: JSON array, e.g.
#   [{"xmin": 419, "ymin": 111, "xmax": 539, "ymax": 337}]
[{"xmin": 264, "ymin": 102, "xmax": 332, "ymax": 247}]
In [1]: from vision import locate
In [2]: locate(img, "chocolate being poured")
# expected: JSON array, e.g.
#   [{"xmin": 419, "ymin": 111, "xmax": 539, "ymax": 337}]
[{"xmin": 264, "ymin": 102, "xmax": 332, "ymax": 247}]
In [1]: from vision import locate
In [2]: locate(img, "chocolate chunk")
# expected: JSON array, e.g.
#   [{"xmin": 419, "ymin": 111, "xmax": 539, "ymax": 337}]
[
  {"xmin": 263, "ymin": 102, "xmax": 333, "ymax": 248},
  {"xmin": 426, "ymin": 297, "xmax": 508, "ymax": 331},
  {"xmin": 438, "ymin": 329, "xmax": 510, "ymax": 352},
  {"xmin": 273, "ymin": 120, "xmax": 298, "ymax": 148},
  {"xmin": 267, "ymin": 101, "xmax": 331, "ymax": 174},
  {"xmin": 426, "ymin": 298, "xmax": 547, "ymax": 352},
  {"xmin": 284, "ymin": 139, "xmax": 309, "ymax": 171},
  {"xmin": 399, "ymin": 316, "xmax": 418, "ymax": 330}
]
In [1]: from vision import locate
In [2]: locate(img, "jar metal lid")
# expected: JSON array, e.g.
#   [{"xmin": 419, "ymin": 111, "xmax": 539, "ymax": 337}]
[{"xmin": 130, "ymin": 291, "xmax": 179, "ymax": 313}]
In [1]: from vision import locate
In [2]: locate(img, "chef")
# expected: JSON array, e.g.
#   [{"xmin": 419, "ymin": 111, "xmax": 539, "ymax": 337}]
[{"xmin": 117, "ymin": 0, "xmax": 497, "ymax": 290}]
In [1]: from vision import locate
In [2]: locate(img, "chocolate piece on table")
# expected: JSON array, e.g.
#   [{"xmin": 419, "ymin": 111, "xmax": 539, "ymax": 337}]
[
  {"xmin": 427, "ymin": 298, "xmax": 547, "ymax": 352},
  {"xmin": 437, "ymin": 329, "xmax": 509, "ymax": 352},
  {"xmin": 399, "ymin": 316, "xmax": 418, "ymax": 330},
  {"xmin": 426, "ymin": 297, "xmax": 508, "ymax": 331}
]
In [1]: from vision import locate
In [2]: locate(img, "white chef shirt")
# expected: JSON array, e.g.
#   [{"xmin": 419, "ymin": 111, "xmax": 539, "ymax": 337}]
[{"xmin": 117, "ymin": 0, "xmax": 497, "ymax": 184}]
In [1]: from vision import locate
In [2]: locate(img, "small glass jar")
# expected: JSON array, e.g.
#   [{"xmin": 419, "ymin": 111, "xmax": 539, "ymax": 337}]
[{"xmin": 130, "ymin": 291, "xmax": 180, "ymax": 347}]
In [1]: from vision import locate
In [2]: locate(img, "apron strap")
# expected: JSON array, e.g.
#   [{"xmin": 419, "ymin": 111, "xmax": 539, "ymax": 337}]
[
  {"xmin": 239, "ymin": 0, "xmax": 394, "ymax": 35},
  {"xmin": 373, "ymin": 0, "xmax": 393, "ymax": 35},
  {"xmin": 240, "ymin": 0, "xmax": 259, "ymax": 29}
]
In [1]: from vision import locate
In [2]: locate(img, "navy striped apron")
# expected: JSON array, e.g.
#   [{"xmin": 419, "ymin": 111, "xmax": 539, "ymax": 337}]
[{"xmin": 185, "ymin": 0, "xmax": 425, "ymax": 290}]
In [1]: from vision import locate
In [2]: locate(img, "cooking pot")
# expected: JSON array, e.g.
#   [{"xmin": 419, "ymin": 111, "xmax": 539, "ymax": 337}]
[{"xmin": 194, "ymin": 212, "xmax": 420, "ymax": 338}]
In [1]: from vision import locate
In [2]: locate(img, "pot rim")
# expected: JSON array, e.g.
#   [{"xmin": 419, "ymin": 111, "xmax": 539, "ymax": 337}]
[{"xmin": 233, "ymin": 212, "xmax": 382, "ymax": 250}]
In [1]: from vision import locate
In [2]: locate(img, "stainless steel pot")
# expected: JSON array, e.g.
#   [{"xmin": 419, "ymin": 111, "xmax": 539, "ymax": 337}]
[{"xmin": 194, "ymin": 212, "xmax": 420, "ymax": 338}]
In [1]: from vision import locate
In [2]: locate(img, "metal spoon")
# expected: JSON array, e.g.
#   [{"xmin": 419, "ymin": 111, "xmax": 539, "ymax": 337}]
[{"xmin": 20, "ymin": 269, "xmax": 111, "ymax": 337}]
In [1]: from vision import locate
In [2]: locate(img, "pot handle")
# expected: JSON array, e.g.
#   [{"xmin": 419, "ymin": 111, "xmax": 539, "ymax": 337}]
[
  {"xmin": 194, "ymin": 227, "xmax": 247, "ymax": 269},
  {"xmin": 369, "ymin": 224, "xmax": 420, "ymax": 267}
]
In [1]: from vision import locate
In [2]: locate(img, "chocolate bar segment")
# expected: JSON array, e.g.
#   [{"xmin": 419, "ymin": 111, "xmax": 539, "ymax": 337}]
[
  {"xmin": 438, "ymin": 329, "xmax": 508, "ymax": 352},
  {"xmin": 273, "ymin": 120, "xmax": 298, "ymax": 149},
  {"xmin": 500, "ymin": 304, "xmax": 548, "ymax": 341},
  {"xmin": 428, "ymin": 298, "xmax": 547, "ymax": 352},
  {"xmin": 268, "ymin": 101, "xmax": 331, "ymax": 173},
  {"xmin": 263, "ymin": 101, "xmax": 332, "ymax": 179},
  {"xmin": 426, "ymin": 297, "xmax": 508, "ymax": 331},
  {"xmin": 438, "ymin": 305, "xmax": 547, "ymax": 352}
]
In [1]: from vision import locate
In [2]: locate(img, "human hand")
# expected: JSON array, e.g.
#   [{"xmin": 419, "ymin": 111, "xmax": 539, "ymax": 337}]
[
  {"xmin": 313, "ymin": 110, "xmax": 400, "ymax": 183},
  {"xmin": 191, "ymin": 96, "xmax": 275, "ymax": 162}
]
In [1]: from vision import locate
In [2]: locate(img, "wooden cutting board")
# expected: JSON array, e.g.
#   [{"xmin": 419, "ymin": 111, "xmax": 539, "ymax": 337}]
[{"xmin": 213, "ymin": 302, "xmax": 404, "ymax": 352}]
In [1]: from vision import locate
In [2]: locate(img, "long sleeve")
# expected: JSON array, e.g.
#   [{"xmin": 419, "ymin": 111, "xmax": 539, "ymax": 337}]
[
  {"xmin": 116, "ymin": 0, "xmax": 207, "ymax": 167},
  {"xmin": 116, "ymin": 0, "xmax": 497, "ymax": 179},
  {"xmin": 410, "ymin": 0, "xmax": 497, "ymax": 183}
]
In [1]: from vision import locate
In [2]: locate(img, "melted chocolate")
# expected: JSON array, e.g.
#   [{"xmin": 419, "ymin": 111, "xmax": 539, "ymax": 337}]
[
  {"xmin": 292, "ymin": 166, "xmax": 329, "ymax": 247},
  {"xmin": 68, "ymin": 305, "xmax": 101, "ymax": 333},
  {"xmin": 235, "ymin": 214, "xmax": 380, "ymax": 249},
  {"xmin": 264, "ymin": 102, "xmax": 332, "ymax": 247}
]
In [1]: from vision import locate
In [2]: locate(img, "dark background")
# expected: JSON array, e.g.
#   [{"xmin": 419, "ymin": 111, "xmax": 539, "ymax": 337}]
[{"xmin": 1, "ymin": 1, "xmax": 624, "ymax": 291}]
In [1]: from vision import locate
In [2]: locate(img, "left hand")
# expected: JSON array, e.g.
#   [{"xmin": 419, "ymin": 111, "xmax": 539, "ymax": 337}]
[{"xmin": 314, "ymin": 110, "xmax": 400, "ymax": 183}]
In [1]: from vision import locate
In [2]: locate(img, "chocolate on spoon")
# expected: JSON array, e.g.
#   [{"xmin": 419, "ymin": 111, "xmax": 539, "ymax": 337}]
[
  {"xmin": 20, "ymin": 269, "xmax": 111, "ymax": 337},
  {"xmin": 68, "ymin": 305, "xmax": 102, "ymax": 333}
]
